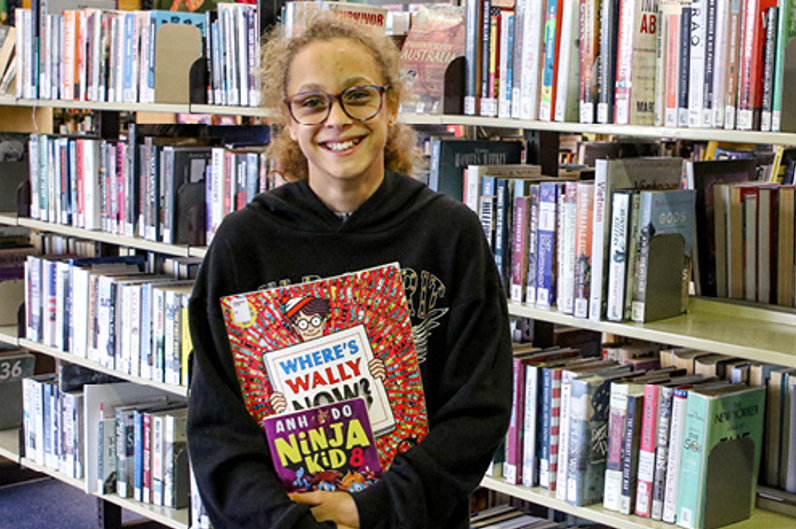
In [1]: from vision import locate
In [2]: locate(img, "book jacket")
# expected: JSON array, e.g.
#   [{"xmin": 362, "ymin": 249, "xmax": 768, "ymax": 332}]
[
  {"xmin": 263, "ymin": 397, "xmax": 382, "ymax": 493},
  {"xmin": 221, "ymin": 262, "xmax": 428, "ymax": 470}
]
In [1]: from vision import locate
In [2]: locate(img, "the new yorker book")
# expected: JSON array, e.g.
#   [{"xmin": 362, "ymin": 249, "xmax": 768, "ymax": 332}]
[{"xmin": 220, "ymin": 262, "xmax": 428, "ymax": 470}]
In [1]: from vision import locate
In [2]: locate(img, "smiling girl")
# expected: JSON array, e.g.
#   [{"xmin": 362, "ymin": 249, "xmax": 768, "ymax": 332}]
[{"xmin": 187, "ymin": 11, "xmax": 512, "ymax": 529}]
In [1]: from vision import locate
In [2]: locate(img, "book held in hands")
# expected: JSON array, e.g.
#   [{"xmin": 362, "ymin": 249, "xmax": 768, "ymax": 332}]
[
  {"xmin": 221, "ymin": 262, "xmax": 428, "ymax": 477},
  {"xmin": 262, "ymin": 397, "xmax": 382, "ymax": 493}
]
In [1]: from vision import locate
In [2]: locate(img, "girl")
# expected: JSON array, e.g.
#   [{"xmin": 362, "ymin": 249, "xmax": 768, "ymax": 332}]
[{"xmin": 187, "ymin": 11, "xmax": 512, "ymax": 529}]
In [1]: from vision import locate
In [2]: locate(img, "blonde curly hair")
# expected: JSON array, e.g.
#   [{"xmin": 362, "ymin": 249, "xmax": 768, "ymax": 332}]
[{"xmin": 261, "ymin": 10, "xmax": 421, "ymax": 181}]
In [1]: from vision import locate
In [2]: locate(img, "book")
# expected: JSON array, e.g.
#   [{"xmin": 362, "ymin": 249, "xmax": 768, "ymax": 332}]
[
  {"xmin": 429, "ymin": 138, "xmax": 524, "ymax": 202},
  {"xmin": 676, "ymin": 384, "xmax": 766, "ymax": 529},
  {"xmin": 399, "ymin": 5, "xmax": 466, "ymax": 115},
  {"xmin": 221, "ymin": 263, "xmax": 428, "ymax": 470},
  {"xmin": 263, "ymin": 397, "xmax": 382, "ymax": 493},
  {"xmin": 630, "ymin": 189, "xmax": 697, "ymax": 323},
  {"xmin": 685, "ymin": 159, "xmax": 756, "ymax": 298},
  {"xmin": 589, "ymin": 158, "xmax": 683, "ymax": 322}
]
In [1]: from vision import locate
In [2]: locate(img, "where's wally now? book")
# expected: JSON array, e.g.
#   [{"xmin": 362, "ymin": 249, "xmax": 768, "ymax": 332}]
[{"xmin": 220, "ymin": 262, "xmax": 428, "ymax": 471}]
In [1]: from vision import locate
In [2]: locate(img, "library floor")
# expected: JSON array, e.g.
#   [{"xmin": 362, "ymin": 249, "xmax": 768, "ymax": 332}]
[{"xmin": 0, "ymin": 460, "xmax": 167, "ymax": 529}]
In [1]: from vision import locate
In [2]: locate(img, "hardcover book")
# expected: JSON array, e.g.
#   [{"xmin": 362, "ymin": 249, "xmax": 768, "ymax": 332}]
[
  {"xmin": 262, "ymin": 397, "xmax": 382, "ymax": 493},
  {"xmin": 221, "ymin": 262, "xmax": 428, "ymax": 470},
  {"xmin": 676, "ymin": 384, "xmax": 766, "ymax": 529},
  {"xmin": 399, "ymin": 5, "xmax": 466, "ymax": 115}
]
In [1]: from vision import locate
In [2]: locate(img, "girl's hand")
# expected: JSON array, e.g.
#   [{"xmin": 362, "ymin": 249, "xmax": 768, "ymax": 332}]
[
  {"xmin": 290, "ymin": 491, "xmax": 359, "ymax": 528},
  {"xmin": 368, "ymin": 358, "xmax": 386, "ymax": 380},
  {"xmin": 269, "ymin": 392, "xmax": 287, "ymax": 414}
]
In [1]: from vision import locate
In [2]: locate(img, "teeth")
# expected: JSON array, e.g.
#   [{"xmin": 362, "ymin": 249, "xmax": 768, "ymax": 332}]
[{"xmin": 326, "ymin": 138, "xmax": 359, "ymax": 151}]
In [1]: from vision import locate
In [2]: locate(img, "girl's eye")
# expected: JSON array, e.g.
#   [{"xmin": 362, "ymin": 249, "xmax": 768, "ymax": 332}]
[
  {"xmin": 299, "ymin": 96, "xmax": 327, "ymax": 109},
  {"xmin": 344, "ymin": 89, "xmax": 372, "ymax": 103}
]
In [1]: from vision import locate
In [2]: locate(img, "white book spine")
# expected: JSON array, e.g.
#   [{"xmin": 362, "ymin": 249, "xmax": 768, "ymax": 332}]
[
  {"xmin": 688, "ymin": 0, "xmax": 706, "ymax": 127},
  {"xmin": 589, "ymin": 160, "xmax": 609, "ymax": 321},
  {"xmin": 711, "ymin": 0, "xmax": 729, "ymax": 128},
  {"xmin": 607, "ymin": 192, "xmax": 630, "ymax": 321},
  {"xmin": 520, "ymin": 0, "xmax": 545, "ymax": 120},
  {"xmin": 556, "ymin": 371, "xmax": 574, "ymax": 500},
  {"xmin": 521, "ymin": 366, "xmax": 539, "ymax": 487},
  {"xmin": 554, "ymin": 0, "xmax": 579, "ymax": 122},
  {"xmin": 662, "ymin": 390, "xmax": 689, "ymax": 523}
]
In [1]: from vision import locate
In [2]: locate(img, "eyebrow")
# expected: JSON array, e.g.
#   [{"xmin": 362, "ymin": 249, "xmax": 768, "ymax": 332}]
[{"xmin": 295, "ymin": 77, "xmax": 379, "ymax": 93}]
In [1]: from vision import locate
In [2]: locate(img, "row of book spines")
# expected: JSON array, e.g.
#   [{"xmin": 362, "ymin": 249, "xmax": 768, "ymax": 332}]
[
  {"xmin": 499, "ymin": 348, "xmax": 765, "ymax": 524},
  {"xmin": 27, "ymin": 134, "xmax": 280, "ymax": 246},
  {"xmin": 24, "ymin": 254, "xmax": 194, "ymax": 386},
  {"xmin": 713, "ymin": 181, "xmax": 796, "ymax": 306},
  {"xmin": 476, "ymin": 175, "xmax": 691, "ymax": 321},
  {"xmin": 20, "ymin": 375, "xmax": 191, "ymax": 509},
  {"xmin": 15, "ymin": 4, "xmax": 261, "ymax": 107},
  {"xmin": 463, "ymin": 0, "xmax": 793, "ymax": 132}
]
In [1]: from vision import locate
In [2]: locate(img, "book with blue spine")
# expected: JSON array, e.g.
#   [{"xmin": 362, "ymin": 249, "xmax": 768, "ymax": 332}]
[{"xmin": 536, "ymin": 181, "xmax": 561, "ymax": 307}]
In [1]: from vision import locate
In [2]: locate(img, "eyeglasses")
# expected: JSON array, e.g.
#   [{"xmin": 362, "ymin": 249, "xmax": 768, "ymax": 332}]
[
  {"xmin": 284, "ymin": 85, "xmax": 388, "ymax": 125},
  {"xmin": 295, "ymin": 316, "xmax": 325, "ymax": 331}
]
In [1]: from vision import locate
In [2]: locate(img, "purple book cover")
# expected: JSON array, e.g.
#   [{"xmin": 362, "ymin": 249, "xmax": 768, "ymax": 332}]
[{"xmin": 263, "ymin": 398, "xmax": 382, "ymax": 493}]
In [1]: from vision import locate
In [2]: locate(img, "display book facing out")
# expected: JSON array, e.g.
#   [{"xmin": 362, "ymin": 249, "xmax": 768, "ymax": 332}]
[{"xmin": 220, "ymin": 262, "xmax": 428, "ymax": 493}]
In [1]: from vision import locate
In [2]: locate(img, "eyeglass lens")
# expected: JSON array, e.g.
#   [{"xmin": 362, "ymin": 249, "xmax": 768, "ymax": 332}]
[{"xmin": 289, "ymin": 86, "xmax": 384, "ymax": 124}]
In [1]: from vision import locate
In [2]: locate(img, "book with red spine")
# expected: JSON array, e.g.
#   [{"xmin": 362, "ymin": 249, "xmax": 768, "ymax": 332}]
[{"xmin": 737, "ymin": 0, "xmax": 778, "ymax": 130}]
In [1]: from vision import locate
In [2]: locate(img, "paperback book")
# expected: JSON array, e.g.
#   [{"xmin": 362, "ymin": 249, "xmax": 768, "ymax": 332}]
[
  {"xmin": 221, "ymin": 262, "xmax": 428, "ymax": 470},
  {"xmin": 262, "ymin": 397, "xmax": 382, "ymax": 493}
]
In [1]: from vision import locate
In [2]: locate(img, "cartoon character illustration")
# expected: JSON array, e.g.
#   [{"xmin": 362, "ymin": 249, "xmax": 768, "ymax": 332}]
[
  {"xmin": 292, "ymin": 468, "xmax": 311, "ymax": 491},
  {"xmin": 310, "ymin": 470, "xmax": 343, "ymax": 491},
  {"xmin": 341, "ymin": 471, "xmax": 375, "ymax": 493},
  {"xmin": 269, "ymin": 295, "xmax": 388, "ymax": 414},
  {"xmin": 283, "ymin": 295, "xmax": 331, "ymax": 342}
]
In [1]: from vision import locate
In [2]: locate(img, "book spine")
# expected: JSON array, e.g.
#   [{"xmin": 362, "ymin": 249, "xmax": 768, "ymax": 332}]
[
  {"xmin": 554, "ymin": 0, "xmax": 579, "ymax": 122},
  {"xmin": 589, "ymin": 160, "xmax": 608, "ymax": 320},
  {"xmin": 651, "ymin": 385, "xmax": 676, "ymax": 520},
  {"xmin": 547, "ymin": 368, "xmax": 563, "ymax": 492},
  {"xmin": 623, "ymin": 192, "xmax": 641, "ymax": 321},
  {"xmin": 620, "ymin": 393, "xmax": 643, "ymax": 514},
  {"xmin": 559, "ymin": 182, "xmax": 578, "ymax": 314},
  {"xmin": 702, "ymin": 0, "xmax": 718, "ymax": 128},
  {"xmin": 760, "ymin": 6, "xmax": 779, "ymax": 131},
  {"xmin": 688, "ymin": 0, "xmax": 707, "ymax": 128},
  {"xmin": 613, "ymin": 0, "xmax": 637, "ymax": 125},
  {"xmin": 511, "ymin": 196, "xmax": 531, "ymax": 303},
  {"xmin": 772, "ymin": 0, "xmax": 796, "ymax": 131},
  {"xmin": 635, "ymin": 384, "xmax": 660, "ymax": 517},
  {"xmin": 664, "ymin": 9, "xmax": 681, "ymax": 127},
  {"xmin": 522, "ymin": 365, "xmax": 540, "ymax": 487},
  {"xmin": 539, "ymin": 368, "xmax": 553, "ymax": 487},
  {"xmin": 675, "ymin": 392, "xmax": 710, "ymax": 529},
  {"xmin": 604, "ymin": 385, "xmax": 630, "ymax": 511},
  {"xmin": 499, "ymin": 11, "xmax": 514, "ymax": 118},
  {"xmin": 494, "ymin": 178, "xmax": 510, "ymax": 288},
  {"xmin": 597, "ymin": 0, "xmax": 621, "ymax": 123},
  {"xmin": 579, "ymin": 0, "xmax": 600, "ymax": 123},
  {"xmin": 573, "ymin": 182, "xmax": 594, "ymax": 318},
  {"xmin": 511, "ymin": 0, "xmax": 526, "ymax": 118},
  {"xmin": 465, "ymin": 0, "xmax": 484, "ymax": 115},
  {"xmin": 520, "ymin": 0, "xmax": 546, "ymax": 120},
  {"xmin": 539, "ymin": 0, "xmax": 562, "ymax": 121},
  {"xmin": 678, "ymin": 8, "xmax": 692, "ymax": 127},
  {"xmin": 504, "ymin": 356, "xmax": 527, "ymax": 484},
  {"xmin": 536, "ymin": 182, "xmax": 559, "ymax": 307},
  {"xmin": 143, "ymin": 412, "xmax": 152, "ymax": 503},
  {"xmin": 607, "ymin": 191, "xmax": 631, "ymax": 321},
  {"xmin": 526, "ymin": 184, "xmax": 541, "ymax": 304},
  {"xmin": 738, "ymin": 0, "xmax": 777, "ymax": 130},
  {"xmin": 555, "ymin": 370, "xmax": 574, "ymax": 499},
  {"xmin": 631, "ymin": 193, "xmax": 654, "ymax": 323}
]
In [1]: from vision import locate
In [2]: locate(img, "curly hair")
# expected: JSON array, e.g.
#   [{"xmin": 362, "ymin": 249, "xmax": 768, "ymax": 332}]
[{"xmin": 261, "ymin": 10, "xmax": 422, "ymax": 181}]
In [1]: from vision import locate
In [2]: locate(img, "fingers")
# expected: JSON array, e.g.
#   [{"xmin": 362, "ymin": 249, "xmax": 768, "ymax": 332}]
[{"xmin": 270, "ymin": 392, "xmax": 287, "ymax": 413}]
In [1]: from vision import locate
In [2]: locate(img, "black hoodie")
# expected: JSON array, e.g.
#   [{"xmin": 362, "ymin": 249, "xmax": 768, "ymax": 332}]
[{"xmin": 187, "ymin": 171, "xmax": 513, "ymax": 529}]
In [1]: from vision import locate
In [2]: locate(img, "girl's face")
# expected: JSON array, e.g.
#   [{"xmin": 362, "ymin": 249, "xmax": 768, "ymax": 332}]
[{"xmin": 285, "ymin": 38, "xmax": 394, "ymax": 202}]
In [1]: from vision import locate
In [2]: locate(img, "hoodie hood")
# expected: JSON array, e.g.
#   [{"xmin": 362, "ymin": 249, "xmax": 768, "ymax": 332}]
[{"xmin": 249, "ymin": 171, "xmax": 440, "ymax": 233}]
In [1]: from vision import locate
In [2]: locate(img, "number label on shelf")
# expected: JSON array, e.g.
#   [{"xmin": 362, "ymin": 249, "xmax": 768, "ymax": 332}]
[{"xmin": 0, "ymin": 355, "xmax": 35, "ymax": 383}]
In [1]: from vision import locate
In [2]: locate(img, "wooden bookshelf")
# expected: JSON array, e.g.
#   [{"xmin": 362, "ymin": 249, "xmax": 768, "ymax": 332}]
[
  {"xmin": 17, "ymin": 338, "xmax": 189, "ymax": 398},
  {"xmin": 397, "ymin": 113, "xmax": 796, "ymax": 146},
  {"xmin": 481, "ymin": 477, "xmax": 796, "ymax": 529},
  {"xmin": 508, "ymin": 297, "xmax": 796, "ymax": 369}
]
